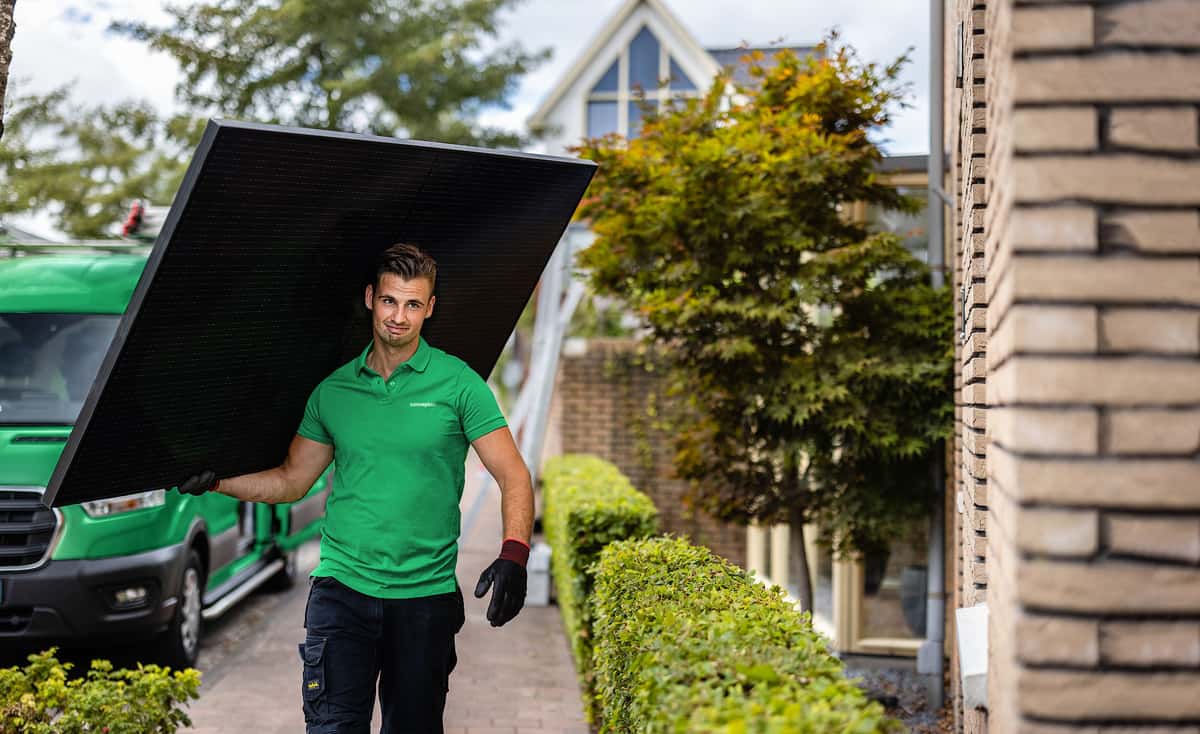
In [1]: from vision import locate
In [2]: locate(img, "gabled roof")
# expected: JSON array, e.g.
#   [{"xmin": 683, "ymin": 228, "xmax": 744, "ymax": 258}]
[{"xmin": 528, "ymin": 0, "xmax": 720, "ymax": 128}]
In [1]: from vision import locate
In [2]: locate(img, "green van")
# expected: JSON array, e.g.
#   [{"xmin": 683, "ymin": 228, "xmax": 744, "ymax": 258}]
[{"xmin": 0, "ymin": 249, "xmax": 328, "ymax": 668}]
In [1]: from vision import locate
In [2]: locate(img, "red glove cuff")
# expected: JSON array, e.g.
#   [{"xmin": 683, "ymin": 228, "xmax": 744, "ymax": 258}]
[{"xmin": 499, "ymin": 538, "xmax": 530, "ymax": 567}]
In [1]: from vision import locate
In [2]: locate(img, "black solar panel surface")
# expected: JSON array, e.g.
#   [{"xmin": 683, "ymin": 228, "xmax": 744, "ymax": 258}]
[{"xmin": 46, "ymin": 120, "xmax": 595, "ymax": 507}]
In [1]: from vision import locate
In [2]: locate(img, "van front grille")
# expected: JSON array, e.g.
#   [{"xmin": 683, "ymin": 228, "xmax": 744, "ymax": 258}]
[{"xmin": 0, "ymin": 488, "xmax": 58, "ymax": 570}]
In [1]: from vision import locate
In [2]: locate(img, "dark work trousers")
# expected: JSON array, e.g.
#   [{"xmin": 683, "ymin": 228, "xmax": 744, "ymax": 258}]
[{"xmin": 299, "ymin": 576, "xmax": 465, "ymax": 734}]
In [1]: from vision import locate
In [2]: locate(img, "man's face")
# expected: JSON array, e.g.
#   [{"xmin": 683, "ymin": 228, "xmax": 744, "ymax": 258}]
[{"xmin": 365, "ymin": 274, "xmax": 436, "ymax": 351}]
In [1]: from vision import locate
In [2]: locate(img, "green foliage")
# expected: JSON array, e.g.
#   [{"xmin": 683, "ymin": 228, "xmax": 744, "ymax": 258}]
[
  {"xmin": 574, "ymin": 36, "xmax": 954, "ymax": 552},
  {"xmin": 568, "ymin": 291, "xmax": 635, "ymax": 338},
  {"xmin": 591, "ymin": 536, "xmax": 901, "ymax": 733},
  {"xmin": 543, "ymin": 459, "xmax": 897, "ymax": 731},
  {"xmin": 1, "ymin": 0, "xmax": 547, "ymax": 237},
  {"xmin": 0, "ymin": 649, "xmax": 201, "ymax": 734},
  {"xmin": 111, "ymin": 0, "xmax": 549, "ymax": 147},
  {"xmin": 541, "ymin": 454, "xmax": 658, "ymax": 721},
  {"xmin": 0, "ymin": 87, "xmax": 203, "ymax": 238}
]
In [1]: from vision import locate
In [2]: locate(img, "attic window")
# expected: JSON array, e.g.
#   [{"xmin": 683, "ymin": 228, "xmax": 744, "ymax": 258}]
[
  {"xmin": 669, "ymin": 57, "xmax": 696, "ymax": 91},
  {"xmin": 629, "ymin": 27, "xmax": 660, "ymax": 92},
  {"xmin": 587, "ymin": 101, "xmax": 619, "ymax": 138},
  {"xmin": 593, "ymin": 60, "xmax": 619, "ymax": 93},
  {"xmin": 585, "ymin": 25, "xmax": 702, "ymax": 139}
]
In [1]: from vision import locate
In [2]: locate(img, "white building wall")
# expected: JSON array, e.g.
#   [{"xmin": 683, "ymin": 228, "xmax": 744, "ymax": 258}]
[{"xmin": 535, "ymin": 4, "xmax": 719, "ymax": 156}]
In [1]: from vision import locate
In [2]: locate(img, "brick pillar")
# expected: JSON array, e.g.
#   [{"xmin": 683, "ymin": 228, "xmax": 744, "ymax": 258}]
[
  {"xmin": 950, "ymin": 0, "xmax": 1200, "ymax": 731},
  {"xmin": 949, "ymin": 0, "xmax": 992, "ymax": 731},
  {"xmin": 552, "ymin": 338, "xmax": 746, "ymax": 567}
]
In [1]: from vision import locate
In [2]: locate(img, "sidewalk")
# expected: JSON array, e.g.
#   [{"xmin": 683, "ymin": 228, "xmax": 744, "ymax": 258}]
[
  {"xmin": 445, "ymin": 459, "xmax": 589, "ymax": 734},
  {"xmin": 186, "ymin": 454, "xmax": 588, "ymax": 733}
]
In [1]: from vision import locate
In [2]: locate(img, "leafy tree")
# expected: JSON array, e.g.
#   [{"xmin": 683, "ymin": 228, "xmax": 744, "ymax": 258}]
[
  {"xmin": 0, "ymin": 87, "xmax": 202, "ymax": 238},
  {"xmin": 574, "ymin": 37, "xmax": 953, "ymax": 606},
  {"xmin": 0, "ymin": 0, "xmax": 15, "ymax": 140},
  {"xmin": 112, "ymin": 0, "xmax": 549, "ymax": 147},
  {"xmin": 2, "ymin": 0, "xmax": 546, "ymax": 237}
]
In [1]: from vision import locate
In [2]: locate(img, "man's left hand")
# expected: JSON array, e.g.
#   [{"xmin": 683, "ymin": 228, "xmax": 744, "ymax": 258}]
[{"xmin": 473, "ymin": 539, "xmax": 529, "ymax": 627}]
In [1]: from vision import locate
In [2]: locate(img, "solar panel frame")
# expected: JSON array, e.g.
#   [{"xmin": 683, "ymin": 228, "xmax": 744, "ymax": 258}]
[{"xmin": 44, "ymin": 120, "xmax": 596, "ymax": 508}]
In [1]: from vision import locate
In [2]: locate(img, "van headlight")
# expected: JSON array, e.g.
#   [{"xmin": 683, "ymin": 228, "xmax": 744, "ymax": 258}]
[{"xmin": 81, "ymin": 489, "xmax": 166, "ymax": 518}]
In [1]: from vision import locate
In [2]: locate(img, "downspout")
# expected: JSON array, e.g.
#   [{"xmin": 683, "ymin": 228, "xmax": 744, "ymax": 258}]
[{"xmin": 918, "ymin": 0, "xmax": 948, "ymax": 711}]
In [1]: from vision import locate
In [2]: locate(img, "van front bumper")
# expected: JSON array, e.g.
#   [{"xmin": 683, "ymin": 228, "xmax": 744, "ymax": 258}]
[{"xmin": 0, "ymin": 542, "xmax": 189, "ymax": 643}]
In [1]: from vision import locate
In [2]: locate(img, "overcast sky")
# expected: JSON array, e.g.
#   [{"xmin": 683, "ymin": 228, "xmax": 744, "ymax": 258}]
[{"xmin": 8, "ymin": 0, "xmax": 930, "ymax": 235}]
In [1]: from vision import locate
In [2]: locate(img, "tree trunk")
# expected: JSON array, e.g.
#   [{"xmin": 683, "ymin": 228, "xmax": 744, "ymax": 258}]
[
  {"xmin": 787, "ymin": 507, "xmax": 814, "ymax": 613},
  {"xmin": 0, "ymin": 0, "xmax": 15, "ymax": 141}
]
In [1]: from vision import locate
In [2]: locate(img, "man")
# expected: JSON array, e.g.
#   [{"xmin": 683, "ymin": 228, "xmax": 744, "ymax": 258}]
[{"xmin": 178, "ymin": 243, "xmax": 534, "ymax": 734}]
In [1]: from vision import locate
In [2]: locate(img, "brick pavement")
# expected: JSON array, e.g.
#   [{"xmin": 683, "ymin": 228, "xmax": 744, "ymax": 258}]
[
  {"xmin": 186, "ymin": 454, "xmax": 588, "ymax": 733},
  {"xmin": 444, "ymin": 459, "xmax": 589, "ymax": 734}
]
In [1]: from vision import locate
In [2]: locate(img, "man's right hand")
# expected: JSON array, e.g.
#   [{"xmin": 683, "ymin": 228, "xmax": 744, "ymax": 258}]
[{"xmin": 179, "ymin": 470, "xmax": 219, "ymax": 496}]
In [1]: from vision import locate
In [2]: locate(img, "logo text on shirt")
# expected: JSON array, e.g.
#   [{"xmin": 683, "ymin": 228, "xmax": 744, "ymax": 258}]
[{"xmin": 409, "ymin": 402, "xmax": 436, "ymax": 408}]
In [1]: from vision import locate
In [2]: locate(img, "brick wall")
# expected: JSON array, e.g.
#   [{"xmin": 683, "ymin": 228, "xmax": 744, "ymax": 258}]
[
  {"xmin": 949, "ymin": 1, "xmax": 991, "ymax": 732},
  {"xmin": 551, "ymin": 337, "xmax": 746, "ymax": 567},
  {"xmin": 948, "ymin": 0, "xmax": 1200, "ymax": 731}
]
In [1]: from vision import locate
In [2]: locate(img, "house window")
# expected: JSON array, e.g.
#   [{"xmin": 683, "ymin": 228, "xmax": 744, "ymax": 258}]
[
  {"xmin": 629, "ymin": 27, "xmax": 660, "ymax": 92},
  {"xmin": 668, "ymin": 58, "xmax": 696, "ymax": 91},
  {"xmin": 593, "ymin": 59, "xmax": 619, "ymax": 93},
  {"xmin": 585, "ymin": 25, "xmax": 701, "ymax": 139},
  {"xmin": 866, "ymin": 187, "xmax": 929, "ymax": 263},
  {"xmin": 587, "ymin": 101, "xmax": 619, "ymax": 138},
  {"xmin": 627, "ymin": 101, "xmax": 645, "ymax": 138}
]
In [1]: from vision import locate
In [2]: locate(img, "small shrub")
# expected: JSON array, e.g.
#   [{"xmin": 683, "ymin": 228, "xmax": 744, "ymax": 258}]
[
  {"xmin": 541, "ymin": 454, "xmax": 658, "ymax": 719},
  {"xmin": 592, "ymin": 536, "xmax": 901, "ymax": 733},
  {"xmin": 0, "ymin": 649, "xmax": 201, "ymax": 734}
]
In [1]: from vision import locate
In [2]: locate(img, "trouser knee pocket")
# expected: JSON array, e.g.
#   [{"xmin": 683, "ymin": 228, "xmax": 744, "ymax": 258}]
[{"xmin": 299, "ymin": 636, "xmax": 328, "ymax": 721}]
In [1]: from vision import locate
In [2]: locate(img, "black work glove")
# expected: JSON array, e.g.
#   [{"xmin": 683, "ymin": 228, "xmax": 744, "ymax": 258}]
[
  {"xmin": 473, "ymin": 539, "xmax": 529, "ymax": 627},
  {"xmin": 178, "ymin": 470, "xmax": 219, "ymax": 496}
]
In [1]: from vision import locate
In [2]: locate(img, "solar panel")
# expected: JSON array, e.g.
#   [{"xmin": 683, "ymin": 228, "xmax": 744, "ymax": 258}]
[{"xmin": 45, "ymin": 120, "xmax": 596, "ymax": 507}]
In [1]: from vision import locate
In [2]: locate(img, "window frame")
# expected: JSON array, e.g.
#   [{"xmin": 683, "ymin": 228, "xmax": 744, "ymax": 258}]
[{"xmin": 584, "ymin": 25, "xmax": 701, "ymax": 139}]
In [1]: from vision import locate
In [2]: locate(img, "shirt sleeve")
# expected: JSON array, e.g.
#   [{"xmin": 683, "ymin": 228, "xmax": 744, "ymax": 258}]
[
  {"xmin": 297, "ymin": 383, "xmax": 333, "ymax": 445},
  {"xmin": 457, "ymin": 365, "xmax": 508, "ymax": 442}
]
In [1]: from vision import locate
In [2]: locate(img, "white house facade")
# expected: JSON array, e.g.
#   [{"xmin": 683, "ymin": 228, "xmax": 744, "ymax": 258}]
[{"xmin": 528, "ymin": 0, "xmax": 810, "ymax": 156}]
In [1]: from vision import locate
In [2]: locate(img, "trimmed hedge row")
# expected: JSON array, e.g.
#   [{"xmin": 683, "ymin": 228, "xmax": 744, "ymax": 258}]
[
  {"xmin": 0, "ymin": 649, "xmax": 201, "ymax": 734},
  {"xmin": 541, "ymin": 454, "xmax": 659, "ymax": 717},
  {"xmin": 592, "ymin": 536, "xmax": 901, "ymax": 733}
]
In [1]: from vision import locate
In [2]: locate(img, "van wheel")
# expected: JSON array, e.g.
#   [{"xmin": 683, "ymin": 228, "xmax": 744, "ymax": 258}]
[
  {"xmin": 158, "ymin": 550, "xmax": 204, "ymax": 669},
  {"xmin": 264, "ymin": 549, "xmax": 297, "ymax": 592}
]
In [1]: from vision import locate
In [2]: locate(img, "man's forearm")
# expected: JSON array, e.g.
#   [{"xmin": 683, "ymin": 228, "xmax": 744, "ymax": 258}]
[
  {"xmin": 497, "ymin": 469, "xmax": 534, "ymax": 545},
  {"xmin": 215, "ymin": 467, "xmax": 308, "ymax": 504}
]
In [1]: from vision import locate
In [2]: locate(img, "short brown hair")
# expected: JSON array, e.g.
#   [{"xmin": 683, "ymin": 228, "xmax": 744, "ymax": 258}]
[{"xmin": 374, "ymin": 243, "xmax": 437, "ymax": 290}]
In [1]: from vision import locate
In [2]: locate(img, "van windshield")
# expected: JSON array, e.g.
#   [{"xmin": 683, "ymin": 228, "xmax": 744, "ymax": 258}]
[{"xmin": 0, "ymin": 313, "xmax": 120, "ymax": 425}]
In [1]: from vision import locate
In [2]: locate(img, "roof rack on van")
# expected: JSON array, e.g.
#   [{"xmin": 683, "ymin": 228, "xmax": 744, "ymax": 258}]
[{"xmin": 0, "ymin": 241, "xmax": 154, "ymax": 258}]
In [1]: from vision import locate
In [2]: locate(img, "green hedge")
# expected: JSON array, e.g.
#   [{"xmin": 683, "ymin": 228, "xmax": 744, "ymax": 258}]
[
  {"xmin": 0, "ymin": 649, "xmax": 201, "ymax": 734},
  {"xmin": 541, "ymin": 454, "xmax": 659, "ymax": 717},
  {"xmin": 591, "ymin": 537, "xmax": 901, "ymax": 734}
]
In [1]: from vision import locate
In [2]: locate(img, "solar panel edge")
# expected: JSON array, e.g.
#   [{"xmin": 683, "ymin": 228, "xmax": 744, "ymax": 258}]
[
  {"xmin": 49, "ymin": 122, "xmax": 596, "ymax": 507},
  {"xmin": 45, "ymin": 120, "xmax": 225, "ymax": 508}
]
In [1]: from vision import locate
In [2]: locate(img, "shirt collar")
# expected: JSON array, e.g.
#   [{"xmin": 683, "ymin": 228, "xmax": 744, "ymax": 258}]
[
  {"xmin": 356, "ymin": 337, "xmax": 431, "ymax": 377},
  {"xmin": 407, "ymin": 337, "xmax": 431, "ymax": 373}
]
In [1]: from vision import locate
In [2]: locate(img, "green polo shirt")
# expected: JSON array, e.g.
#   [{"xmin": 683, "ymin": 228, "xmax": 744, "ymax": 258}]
[{"xmin": 297, "ymin": 337, "xmax": 507, "ymax": 599}]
